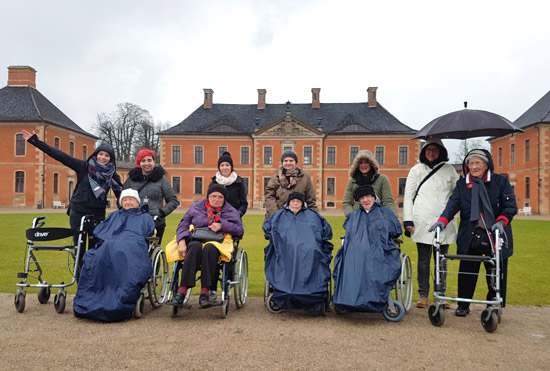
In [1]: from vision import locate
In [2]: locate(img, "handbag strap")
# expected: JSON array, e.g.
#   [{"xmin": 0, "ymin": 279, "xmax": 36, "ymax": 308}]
[
  {"xmin": 412, "ymin": 164, "xmax": 444, "ymax": 204},
  {"xmin": 137, "ymin": 178, "xmax": 152, "ymax": 193}
]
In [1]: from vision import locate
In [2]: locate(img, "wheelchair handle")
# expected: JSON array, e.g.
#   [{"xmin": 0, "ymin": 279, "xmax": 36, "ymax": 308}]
[{"xmin": 32, "ymin": 216, "xmax": 47, "ymax": 229}]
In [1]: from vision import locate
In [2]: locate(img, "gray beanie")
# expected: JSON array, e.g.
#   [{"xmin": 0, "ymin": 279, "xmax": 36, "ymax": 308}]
[
  {"xmin": 281, "ymin": 150, "xmax": 298, "ymax": 163},
  {"xmin": 465, "ymin": 149, "xmax": 489, "ymax": 165}
]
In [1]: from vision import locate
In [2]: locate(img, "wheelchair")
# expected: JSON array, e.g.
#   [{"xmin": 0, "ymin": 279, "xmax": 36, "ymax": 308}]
[
  {"xmin": 15, "ymin": 215, "xmax": 95, "ymax": 314},
  {"xmin": 264, "ymin": 279, "xmax": 332, "ymax": 316},
  {"xmin": 167, "ymin": 237, "xmax": 248, "ymax": 319},
  {"xmin": 133, "ymin": 236, "xmax": 170, "ymax": 319}
]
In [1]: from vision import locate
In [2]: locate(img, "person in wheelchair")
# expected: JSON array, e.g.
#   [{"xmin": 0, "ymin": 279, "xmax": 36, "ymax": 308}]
[
  {"xmin": 73, "ymin": 189, "xmax": 155, "ymax": 322},
  {"xmin": 333, "ymin": 185, "xmax": 403, "ymax": 312},
  {"xmin": 263, "ymin": 192, "xmax": 333, "ymax": 312},
  {"xmin": 170, "ymin": 184, "xmax": 244, "ymax": 308}
]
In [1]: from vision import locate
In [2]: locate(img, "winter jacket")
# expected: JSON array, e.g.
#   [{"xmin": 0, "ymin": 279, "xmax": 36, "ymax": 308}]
[
  {"xmin": 264, "ymin": 167, "xmax": 317, "ymax": 219},
  {"xmin": 176, "ymin": 199, "xmax": 244, "ymax": 242},
  {"xmin": 26, "ymin": 134, "xmax": 122, "ymax": 216},
  {"xmin": 209, "ymin": 175, "xmax": 248, "ymax": 217},
  {"xmin": 342, "ymin": 150, "xmax": 397, "ymax": 217},
  {"xmin": 333, "ymin": 202, "xmax": 402, "ymax": 312},
  {"xmin": 438, "ymin": 149, "xmax": 517, "ymax": 259},
  {"xmin": 403, "ymin": 139, "xmax": 459, "ymax": 245},
  {"xmin": 263, "ymin": 204, "xmax": 333, "ymax": 311},
  {"xmin": 124, "ymin": 166, "xmax": 179, "ymax": 226}
]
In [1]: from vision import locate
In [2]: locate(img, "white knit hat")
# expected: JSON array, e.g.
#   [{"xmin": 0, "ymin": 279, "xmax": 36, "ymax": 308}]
[{"xmin": 119, "ymin": 188, "xmax": 140, "ymax": 204}]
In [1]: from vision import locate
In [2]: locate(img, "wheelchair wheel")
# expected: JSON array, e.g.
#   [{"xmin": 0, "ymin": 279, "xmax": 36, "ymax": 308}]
[
  {"xmin": 395, "ymin": 253, "xmax": 413, "ymax": 311},
  {"xmin": 134, "ymin": 292, "xmax": 145, "ymax": 319},
  {"xmin": 383, "ymin": 300, "xmax": 405, "ymax": 322},
  {"xmin": 481, "ymin": 308, "xmax": 498, "ymax": 333},
  {"xmin": 54, "ymin": 292, "xmax": 66, "ymax": 314},
  {"xmin": 148, "ymin": 246, "xmax": 169, "ymax": 308},
  {"xmin": 334, "ymin": 304, "xmax": 348, "ymax": 315},
  {"xmin": 267, "ymin": 293, "xmax": 282, "ymax": 314},
  {"xmin": 233, "ymin": 248, "xmax": 248, "ymax": 309},
  {"xmin": 428, "ymin": 304, "xmax": 445, "ymax": 327},
  {"xmin": 14, "ymin": 291, "xmax": 26, "ymax": 313},
  {"xmin": 37, "ymin": 286, "xmax": 51, "ymax": 304}
]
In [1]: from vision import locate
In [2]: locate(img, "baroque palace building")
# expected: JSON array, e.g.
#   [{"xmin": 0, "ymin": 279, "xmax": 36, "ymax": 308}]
[
  {"xmin": 489, "ymin": 90, "xmax": 550, "ymax": 215},
  {"xmin": 158, "ymin": 88, "xmax": 420, "ymax": 211}
]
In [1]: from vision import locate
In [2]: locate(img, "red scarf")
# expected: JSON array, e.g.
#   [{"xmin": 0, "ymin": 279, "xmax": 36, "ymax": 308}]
[{"xmin": 205, "ymin": 201, "xmax": 221, "ymax": 226}]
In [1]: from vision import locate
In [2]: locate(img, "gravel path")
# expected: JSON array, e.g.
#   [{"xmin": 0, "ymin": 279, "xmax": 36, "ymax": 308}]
[{"xmin": 1, "ymin": 294, "xmax": 548, "ymax": 370}]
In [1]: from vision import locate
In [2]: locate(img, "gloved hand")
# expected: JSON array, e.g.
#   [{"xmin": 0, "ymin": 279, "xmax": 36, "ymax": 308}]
[
  {"xmin": 428, "ymin": 221, "xmax": 446, "ymax": 233},
  {"xmin": 491, "ymin": 221, "xmax": 505, "ymax": 235}
]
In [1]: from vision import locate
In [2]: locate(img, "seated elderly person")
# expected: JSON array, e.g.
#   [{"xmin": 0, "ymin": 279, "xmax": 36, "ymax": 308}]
[
  {"xmin": 263, "ymin": 192, "xmax": 333, "ymax": 312},
  {"xmin": 170, "ymin": 184, "xmax": 244, "ymax": 308},
  {"xmin": 333, "ymin": 185, "xmax": 402, "ymax": 312},
  {"xmin": 73, "ymin": 189, "xmax": 155, "ymax": 322}
]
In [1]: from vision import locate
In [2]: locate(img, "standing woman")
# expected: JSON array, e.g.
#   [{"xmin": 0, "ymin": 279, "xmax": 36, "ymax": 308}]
[
  {"xmin": 403, "ymin": 139, "xmax": 459, "ymax": 309},
  {"xmin": 264, "ymin": 150, "xmax": 317, "ymax": 220},
  {"xmin": 209, "ymin": 152, "xmax": 248, "ymax": 217},
  {"xmin": 21, "ymin": 129, "xmax": 122, "ymax": 277},
  {"xmin": 124, "ymin": 149, "xmax": 179, "ymax": 243},
  {"xmin": 342, "ymin": 150, "xmax": 398, "ymax": 218}
]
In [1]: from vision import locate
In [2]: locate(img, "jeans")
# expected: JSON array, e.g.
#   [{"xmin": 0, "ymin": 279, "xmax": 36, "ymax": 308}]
[{"xmin": 417, "ymin": 243, "xmax": 449, "ymax": 298}]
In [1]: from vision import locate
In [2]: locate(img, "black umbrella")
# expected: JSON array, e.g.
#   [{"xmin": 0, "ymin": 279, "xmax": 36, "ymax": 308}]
[{"xmin": 413, "ymin": 107, "xmax": 523, "ymax": 140}]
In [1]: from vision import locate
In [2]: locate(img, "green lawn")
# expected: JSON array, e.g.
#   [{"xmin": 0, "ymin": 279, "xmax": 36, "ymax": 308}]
[{"xmin": 2, "ymin": 213, "xmax": 548, "ymax": 305}]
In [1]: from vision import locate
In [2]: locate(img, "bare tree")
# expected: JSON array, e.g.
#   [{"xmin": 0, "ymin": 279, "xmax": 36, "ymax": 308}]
[{"xmin": 454, "ymin": 138, "xmax": 490, "ymax": 164}]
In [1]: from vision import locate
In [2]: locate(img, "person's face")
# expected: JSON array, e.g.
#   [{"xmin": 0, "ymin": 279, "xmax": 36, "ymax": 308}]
[
  {"xmin": 289, "ymin": 198, "xmax": 303, "ymax": 213},
  {"xmin": 282, "ymin": 157, "xmax": 296, "ymax": 171},
  {"xmin": 425, "ymin": 145, "xmax": 440, "ymax": 162},
  {"xmin": 121, "ymin": 196, "xmax": 139, "ymax": 210},
  {"xmin": 468, "ymin": 157, "xmax": 489, "ymax": 178},
  {"xmin": 359, "ymin": 194, "xmax": 376, "ymax": 211},
  {"xmin": 358, "ymin": 159, "xmax": 371, "ymax": 174},
  {"xmin": 219, "ymin": 162, "xmax": 232, "ymax": 177},
  {"xmin": 139, "ymin": 156, "xmax": 155, "ymax": 174},
  {"xmin": 208, "ymin": 191, "xmax": 225, "ymax": 208},
  {"xmin": 96, "ymin": 150, "xmax": 111, "ymax": 165}
]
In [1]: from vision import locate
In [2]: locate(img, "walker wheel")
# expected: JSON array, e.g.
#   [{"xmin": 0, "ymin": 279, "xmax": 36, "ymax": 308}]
[
  {"xmin": 481, "ymin": 308, "xmax": 498, "ymax": 333},
  {"xmin": 37, "ymin": 287, "xmax": 51, "ymax": 304},
  {"xmin": 428, "ymin": 304, "xmax": 445, "ymax": 326},
  {"xmin": 54, "ymin": 292, "xmax": 66, "ymax": 314},
  {"xmin": 15, "ymin": 292, "xmax": 26, "ymax": 313}
]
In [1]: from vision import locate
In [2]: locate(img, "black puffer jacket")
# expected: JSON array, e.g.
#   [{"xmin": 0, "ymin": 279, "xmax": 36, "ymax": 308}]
[
  {"xmin": 27, "ymin": 134, "xmax": 122, "ymax": 216},
  {"xmin": 124, "ymin": 166, "xmax": 179, "ymax": 225}
]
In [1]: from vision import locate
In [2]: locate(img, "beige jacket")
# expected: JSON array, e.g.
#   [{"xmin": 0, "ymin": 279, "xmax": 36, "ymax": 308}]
[{"xmin": 264, "ymin": 167, "xmax": 317, "ymax": 219}]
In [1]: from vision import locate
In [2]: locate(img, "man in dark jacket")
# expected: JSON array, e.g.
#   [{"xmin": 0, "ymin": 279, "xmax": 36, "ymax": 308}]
[{"xmin": 430, "ymin": 149, "xmax": 517, "ymax": 316}]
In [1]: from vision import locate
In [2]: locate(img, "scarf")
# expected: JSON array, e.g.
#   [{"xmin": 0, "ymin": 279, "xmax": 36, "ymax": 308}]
[
  {"xmin": 87, "ymin": 157, "xmax": 121, "ymax": 200},
  {"xmin": 215, "ymin": 171, "xmax": 238, "ymax": 186},
  {"xmin": 468, "ymin": 171, "xmax": 495, "ymax": 228},
  {"xmin": 205, "ymin": 201, "xmax": 222, "ymax": 226},
  {"xmin": 279, "ymin": 167, "xmax": 300, "ymax": 189},
  {"xmin": 354, "ymin": 168, "xmax": 379, "ymax": 186}
]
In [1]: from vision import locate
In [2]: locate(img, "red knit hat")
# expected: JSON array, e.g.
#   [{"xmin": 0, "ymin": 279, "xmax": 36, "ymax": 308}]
[{"xmin": 134, "ymin": 149, "xmax": 156, "ymax": 167}]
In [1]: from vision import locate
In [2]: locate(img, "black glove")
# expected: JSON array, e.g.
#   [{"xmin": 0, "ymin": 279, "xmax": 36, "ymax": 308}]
[{"xmin": 428, "ymin": 221, "xmax": 446, "ymax": 233}]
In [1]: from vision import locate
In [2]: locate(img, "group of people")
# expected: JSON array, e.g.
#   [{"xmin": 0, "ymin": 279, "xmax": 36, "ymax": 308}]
[{"xmin": 22, "ymin": 129, "xmax": 517, "ymax": 321}]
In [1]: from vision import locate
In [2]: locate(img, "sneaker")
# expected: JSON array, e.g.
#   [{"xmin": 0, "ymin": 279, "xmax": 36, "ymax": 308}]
[
  {"xmin": 209, "ymin": 291, "xmax": 218, "ymax": 304},
  {"xmin": 416, "ymin": 297, "xmax": 428, "ymax": 308},
  {"xmin": 455, "ymin": 306, "xmax": 470, "ymax": 317},
  {"xmin": 170, "ymin": 292, "xmax": 185, "ymax": 306},
  {"xmin": 199, "ymin": 294, "xmax": 210, "ymax": 308}
]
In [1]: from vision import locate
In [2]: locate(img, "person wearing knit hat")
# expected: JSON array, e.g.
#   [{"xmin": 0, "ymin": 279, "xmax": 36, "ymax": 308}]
[
  {"xmin": 353, "ymin": 185, "xmax": 376, "ymax": 201},
  {"xmin": 403, "ymin": 138, "xmax": 458, "ymax": 309},
  {"xmin": 264, "ymin": 149, "xmax": 317, "ymax": 219},
  {"xmin": 210, "ymin": 151, "xmax": 248, "ymax": 217},
  {"xmin": 429, "ymin": 148, "xmax": 517, "ymax": 317},
  {"xmin": 287, "ymin": 192, "xmax": 305, "ymax": 214},
  {"xmin": 119, "ymin": 188, "xmax": 141, "ymax": 208},
  {"xmin": 124, "ymin": 148, "xmax": 179, "ymax": 243},
  {"xmin": 207, "ymin": 183, "xmax": 228, "ymax": 200}
]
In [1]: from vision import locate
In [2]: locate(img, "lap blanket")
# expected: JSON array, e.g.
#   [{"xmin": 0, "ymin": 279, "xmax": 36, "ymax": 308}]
[
  {"xmin": 73, "ymin": 206, "xmax": 154, "ymax": 322},
  {"xmin": 263, "ymin": 207, "xmax": 333, "ymax": 312},
  {"xmin": 333, "ymin": 203, "xmax": 402, "ymax": 313}
]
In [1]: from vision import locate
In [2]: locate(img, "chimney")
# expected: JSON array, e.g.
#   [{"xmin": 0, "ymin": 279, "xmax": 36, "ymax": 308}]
[
  {"xmin": 203, "ymin": 88, "xmax": 213, "ymax": 109},
  {"xmin": 8, "ymin": 66, "xmax": 37, "ymax": 88},
  {"xmin": 257, "ymin": 89, "xmax": 266, "ymax": 109},
  {"xmin": 312, "ymin": 88, "xmax": 321, "ymax": 109},
  {"xmin": 367, "ymin": 87, "xmax": 378, "ymax": 108}
]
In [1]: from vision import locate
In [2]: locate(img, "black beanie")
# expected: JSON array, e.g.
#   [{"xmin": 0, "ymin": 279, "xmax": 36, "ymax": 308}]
[
  {"xmin": 281, "ymin": 150, "xmax": 298, "ymax": 164},
  {"xmin": 207, "ymin": 183, "xmax": 228, "ymax": 199},
  {"xmin": 287, "ymin": 192, "xmax": 305, "ymax": 204},
  {"xmin": 218, "ymin": 151, "xmax": 234, "ymax": 169},
  {"xmin": 354, "ymin": 185, "xmax": 376, "ymax": 201}
]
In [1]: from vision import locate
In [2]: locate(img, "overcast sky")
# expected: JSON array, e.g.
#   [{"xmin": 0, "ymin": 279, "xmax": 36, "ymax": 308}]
[{"xmin": 2, "ymin": 0, "xmax": 549, "ymax": 160}]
